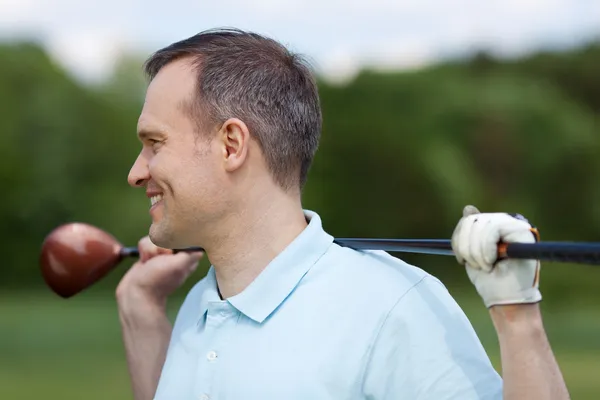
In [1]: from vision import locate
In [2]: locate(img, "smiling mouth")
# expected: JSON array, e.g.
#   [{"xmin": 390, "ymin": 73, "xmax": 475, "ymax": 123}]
[{"xmin": 150, "ymin": 194, "xmax": 163, "ymax": 207}]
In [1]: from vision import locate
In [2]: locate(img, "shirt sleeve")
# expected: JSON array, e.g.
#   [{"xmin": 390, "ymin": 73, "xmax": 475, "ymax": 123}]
[{"xmin": 361, "ymin": 276, "xmax": 503, "ymax": 400}]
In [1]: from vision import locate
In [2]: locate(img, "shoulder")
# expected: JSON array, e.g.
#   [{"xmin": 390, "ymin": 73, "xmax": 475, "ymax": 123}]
[
  {"xmin": 320, "ymin": 246, "xmax": 480, "ymax": 341},
  {"xmin": 345, "ymin": 251, "xmax": 503, "ymax": 398},
  {"xmin": 299, "ymin": 243, "xmax": 470, "ymax": 335},
  {"xmin": 308, "ymin": 243, "xmax": 448, "ymax": 307}
]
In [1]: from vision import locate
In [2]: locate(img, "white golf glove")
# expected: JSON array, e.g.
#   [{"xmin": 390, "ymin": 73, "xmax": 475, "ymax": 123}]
[{"xmin": 451, "ymin": 205, "xmax": 542, "ymax": 308}]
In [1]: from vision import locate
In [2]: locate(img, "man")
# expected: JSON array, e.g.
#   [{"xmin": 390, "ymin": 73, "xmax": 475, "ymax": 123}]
[{"xmin": 117, "ymin": 28, "xmax": 569, "ymax": 399}]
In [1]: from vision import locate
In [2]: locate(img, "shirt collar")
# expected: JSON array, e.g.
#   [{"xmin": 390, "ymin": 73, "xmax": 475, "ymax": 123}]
[
  {"xmin": 198, "ymin": 265, "xmax": 222, "ymax": 316},
  {"xmin": 197, "ymin": 210, "xmax": 330, "ymax": 323}
]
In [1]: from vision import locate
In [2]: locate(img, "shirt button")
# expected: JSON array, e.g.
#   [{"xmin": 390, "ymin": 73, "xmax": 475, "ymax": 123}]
[
  {"xmin": 199, "ymin": 394, "xmax": 210, "ymax": 400},
  {"xmin": 207, "ymin": 351, "xmax": 218, "ymax": 361}
]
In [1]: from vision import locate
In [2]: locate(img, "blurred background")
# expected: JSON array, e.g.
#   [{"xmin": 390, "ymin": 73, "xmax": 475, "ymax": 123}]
[{"xmin": 2, "ymin": 0, "xmax": 600, "ymax": 399}]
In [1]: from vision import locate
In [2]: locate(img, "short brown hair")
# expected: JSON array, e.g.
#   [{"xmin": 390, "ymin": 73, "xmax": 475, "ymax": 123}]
[{"xmin": 144, "ymin": 28, "xmax": 322, "ymax": 190}]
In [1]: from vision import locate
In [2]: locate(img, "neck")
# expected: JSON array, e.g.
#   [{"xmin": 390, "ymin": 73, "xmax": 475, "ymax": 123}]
[{"xmin": 202, "ymin": 189, "xmax": 308, "ymax": 299}]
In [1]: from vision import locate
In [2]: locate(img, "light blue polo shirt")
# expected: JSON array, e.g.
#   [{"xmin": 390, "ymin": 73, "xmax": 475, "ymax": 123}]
[{"xmin": 154, "ymin": 210, "xmax": 503, "ymax": 400}]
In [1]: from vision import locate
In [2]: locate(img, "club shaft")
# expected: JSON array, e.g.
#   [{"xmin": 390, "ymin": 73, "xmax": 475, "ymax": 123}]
[
  {"xmin": 119, "ymin": 246, "xmax": 205, "ymax": 258},
  {"xmin": 335, "ymin": 238, "xmax": 455, "ymax": 255},
  {"xmin": 120, "ymin": 239, "xmax": 600, "ymax": 265},
  {"xmin": 333, "ymin": 238, "xmax": 600, "ymax": 265}
]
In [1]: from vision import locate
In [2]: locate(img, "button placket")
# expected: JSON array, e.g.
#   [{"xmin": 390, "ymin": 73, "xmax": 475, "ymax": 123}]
[
  {"xmin": 207, "ymin": 350, "xmax": 218, "ymax": 361},
  {"xmin": 194, "ymin": 301, "xmax": 237, "ymax": 399}
]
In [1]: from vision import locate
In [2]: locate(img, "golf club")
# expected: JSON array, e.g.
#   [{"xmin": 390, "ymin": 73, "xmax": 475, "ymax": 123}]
[{"xmin": 40, "ymin": 222, "xmax": 600, "ymax": 298}]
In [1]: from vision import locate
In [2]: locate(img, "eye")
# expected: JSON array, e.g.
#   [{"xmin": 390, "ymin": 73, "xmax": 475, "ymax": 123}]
[{"xmin": 148, "ymin": 139, "xmax": 161, "ymax": 148}]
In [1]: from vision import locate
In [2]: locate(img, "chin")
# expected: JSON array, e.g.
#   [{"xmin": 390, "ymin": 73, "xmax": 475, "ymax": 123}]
[
  {"xmin": 148, "ymin": 223, "xmax": 174, "ymax": 249},
  {"xmin": 149, "ymin": 221, "xmax": 191, "ymax": 250}
]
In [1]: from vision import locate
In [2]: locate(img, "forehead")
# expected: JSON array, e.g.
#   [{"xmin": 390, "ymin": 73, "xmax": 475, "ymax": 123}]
[{"xmin": 137, "ymin": 58, "xmax": 197, "ymax": 134}]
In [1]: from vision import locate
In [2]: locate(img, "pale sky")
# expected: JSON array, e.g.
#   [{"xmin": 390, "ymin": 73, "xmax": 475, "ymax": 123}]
[{"xmin": 1, "ymin": 0, "xmax": 599, "ymax": 83}]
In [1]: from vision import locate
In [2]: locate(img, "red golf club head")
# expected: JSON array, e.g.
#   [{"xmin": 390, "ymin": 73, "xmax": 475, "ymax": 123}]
[{"xmin": 40, "ymin": 222, "xmax": 124, "ymax": 298}]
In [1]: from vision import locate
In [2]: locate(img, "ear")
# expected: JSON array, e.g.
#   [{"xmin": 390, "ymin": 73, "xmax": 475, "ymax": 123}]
[{"xmin": 219, "ymin": 118, "xmax": 250, "ymax": 172}]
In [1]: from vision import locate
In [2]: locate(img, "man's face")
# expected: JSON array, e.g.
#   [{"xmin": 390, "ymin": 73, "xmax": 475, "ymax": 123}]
[{"xmin": 128, "ymin": 59, "xmax": 226, "ymax": 248}]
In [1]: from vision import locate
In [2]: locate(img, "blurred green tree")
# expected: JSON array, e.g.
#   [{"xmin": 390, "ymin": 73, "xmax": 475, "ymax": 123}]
[{"xmin": 1, "ymin": 40, "xmax": 599, "ymax": 303}]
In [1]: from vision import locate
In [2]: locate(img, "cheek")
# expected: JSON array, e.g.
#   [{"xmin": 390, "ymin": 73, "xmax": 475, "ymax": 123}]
[
  {"xmin": 190, "ymin": 159, "xmax": 230, "ymax": 208},
  {"xmin": 155, "ymin": 142, "xmax": 226, "ymax": 209},
  {"xmin": 176, "ymin": 155, "xmax": 221, "ymax": 201}
]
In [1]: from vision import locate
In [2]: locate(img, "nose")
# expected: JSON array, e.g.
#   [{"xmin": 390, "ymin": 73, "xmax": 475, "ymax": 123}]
[{"xmin": 127, "ymin": 152, "xmax": 150, "ymax": 188}]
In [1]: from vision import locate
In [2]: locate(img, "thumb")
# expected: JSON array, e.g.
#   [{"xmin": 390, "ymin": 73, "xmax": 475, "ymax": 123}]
[
  {"xmin": 188, "ymin": 250, "xmax": 204, "ymax": 262},
  {"xmin": 190, "ymin": 259, "xmax": 200, "ymax": 273},
  {"xmin": 189, "ymin": 251, "xmax": 204, "ymax": 272},
  {"xmin": 463, "ymin": 204, "xmax": 481, "ymax": 217},
  {"xmin": 169, "ymin": 251, "xmax": 204, "ymax": 270}
]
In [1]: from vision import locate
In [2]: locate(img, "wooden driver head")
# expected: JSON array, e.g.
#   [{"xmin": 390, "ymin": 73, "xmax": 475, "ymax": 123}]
[{"xmin": 40, "ymin": 223, "xmax": 123, "ymax": 298}]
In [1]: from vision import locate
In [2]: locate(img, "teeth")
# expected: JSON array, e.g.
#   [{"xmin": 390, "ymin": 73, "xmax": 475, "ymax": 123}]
[{"xmin": 150, "ymin": 194, "xmax": 163, "ymax": 206}]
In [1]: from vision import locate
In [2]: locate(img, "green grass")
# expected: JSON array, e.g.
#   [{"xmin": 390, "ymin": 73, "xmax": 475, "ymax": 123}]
[
  {"xmin": 455, "ymin": 290, "xmax": 600, "ymax": 399},
  {"xmin": 1, "ymin": 289, "xmax": 599, "ymax": 399}
]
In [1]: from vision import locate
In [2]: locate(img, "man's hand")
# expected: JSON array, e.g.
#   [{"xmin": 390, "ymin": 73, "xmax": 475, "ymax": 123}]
[
  {"xmin": 116, "ymin": 237, "xmax": 203, "ymax": 400},
  {"xmin": 451, "ymin": 205, "xmax": 542, "ymax": 308},
  {"xmin": 116, "ymin": 236, "xmax": 204, "ymax": 308},
  {"xmin": 452, "ymin": 205, "xmax": 570, "ymax": 399}
]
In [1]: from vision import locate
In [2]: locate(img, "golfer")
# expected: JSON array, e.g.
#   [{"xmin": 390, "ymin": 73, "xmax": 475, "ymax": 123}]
[{"xmin": 118, "ymin": 28, "xmax": 569, "ymax": 400}]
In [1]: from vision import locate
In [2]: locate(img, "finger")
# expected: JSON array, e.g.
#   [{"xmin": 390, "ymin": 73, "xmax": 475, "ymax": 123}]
[
  {"xmin": 479, "ymin": 216, "xmax": 504, "ymax": 268},
  {"xmin": 138, "ymin": 236, "xmax": 173, "ymax": 262},
  {"xmin": 173, "ymin": 249, "xmax": 204, "ymax": 263},
  {"xmin": 171, "ymin": 250, "xmax": 204, "ymax": 265},
  {"xmin": 501, "ymin": 221, "xmax": 537, "ymax": 244},
  {"xmin": 463, "ymin": 204, "xmax": 480, "ymax": 217},
  {"xmin": 457, "ymin": 216, "xmax": 479, "ymax": 269},
  {"xmin": 461, "ymin": 205, "xmax": 482, "ymax": 268},
  {"xmin": 169, "ymin": 252, "xmax": 203, "ymax": 276},
  {"xmin": 469, "ymin": 215, "xmax": 490, "ymax": 271},
  {"xmin": 461, "ymin": 216, "xmax": 481, "ymax": 269},
  {"xmin": 451, "ymin": 217, "xmax": 467, "ymax": 264},
  {"xmin": 452, "ymin": 205, "xmax": 480, "ymax": 265},
  {"xmin": 186, "ymin": 250, "xmax": 204, "ymax": 264}
]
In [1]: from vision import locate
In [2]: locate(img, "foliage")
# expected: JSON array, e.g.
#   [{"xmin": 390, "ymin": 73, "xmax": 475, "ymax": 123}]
[{"xmin": 1, "ymin": 40, "xmax": 600, "ymax": 301}]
